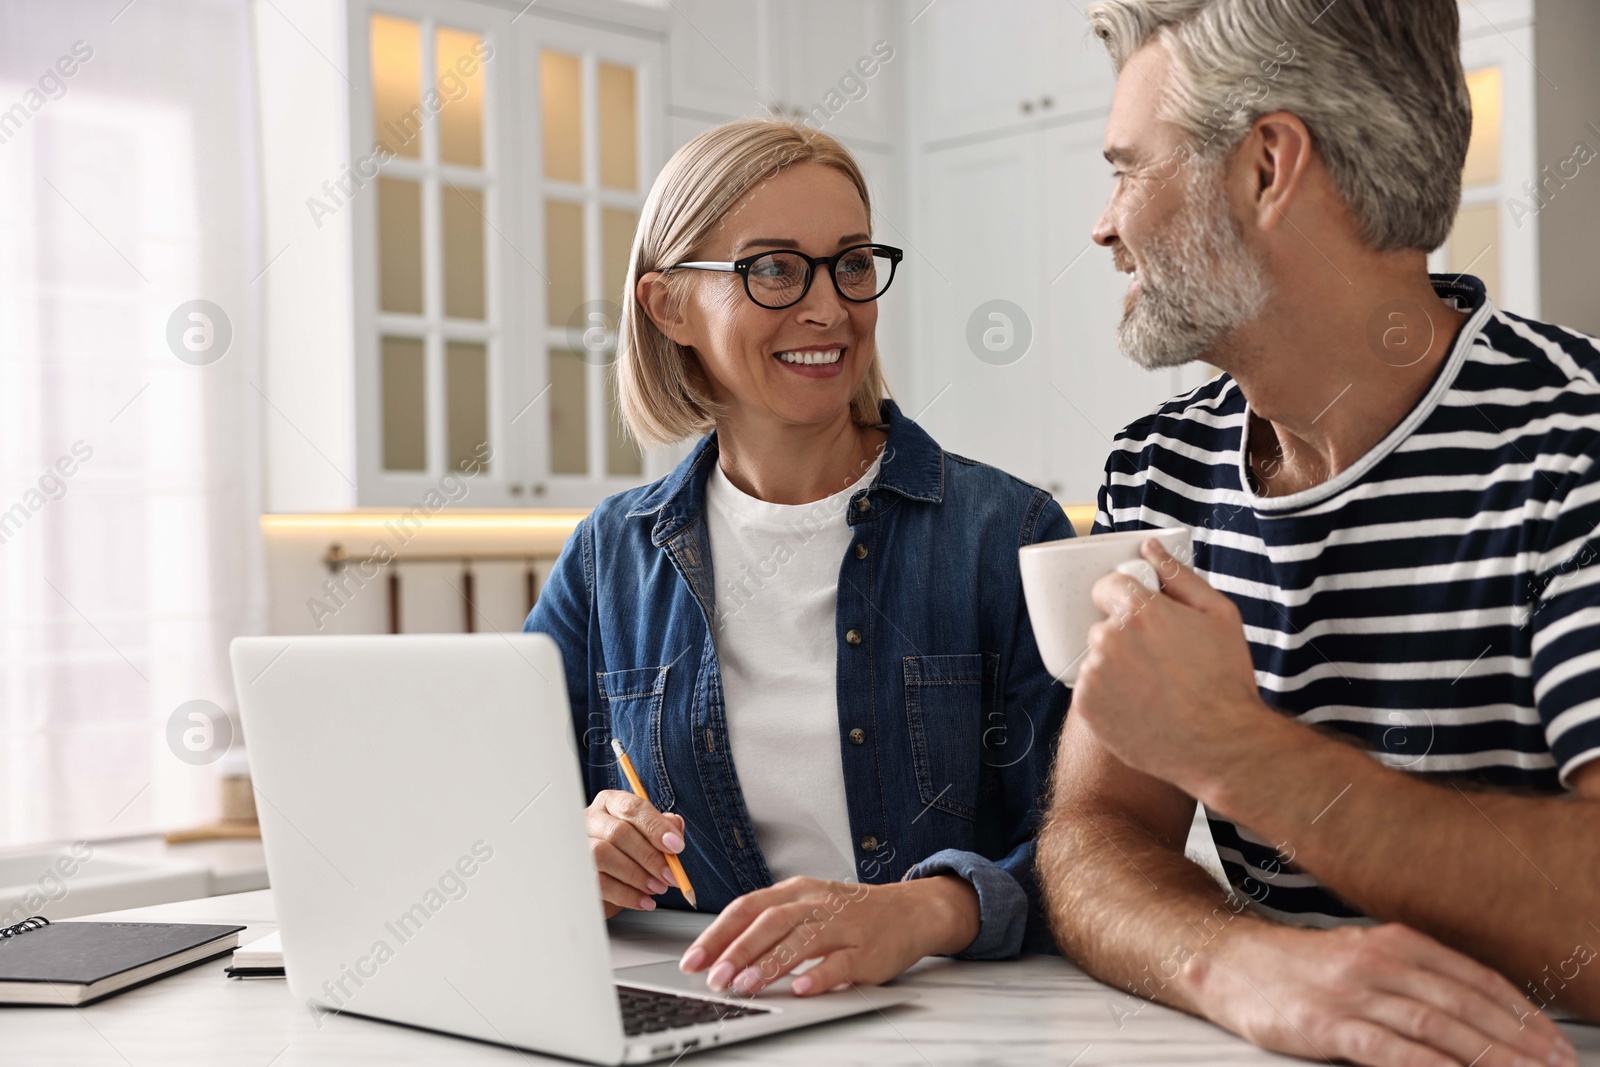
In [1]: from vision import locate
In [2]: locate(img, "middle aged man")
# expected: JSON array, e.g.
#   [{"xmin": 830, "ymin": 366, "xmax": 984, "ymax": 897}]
[{"xmin": 1039, "ymin": 2, "xmax": 1600, "ymax": 1066}]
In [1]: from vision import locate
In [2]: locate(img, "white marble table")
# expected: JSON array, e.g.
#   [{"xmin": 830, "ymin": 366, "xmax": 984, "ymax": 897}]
[{"xmin": 8, "ymin": 890, "xmax": 1598, "ymax": 1066}]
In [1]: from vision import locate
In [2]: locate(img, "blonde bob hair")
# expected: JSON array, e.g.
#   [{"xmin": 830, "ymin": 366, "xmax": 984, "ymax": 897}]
[{"xmin": 617, "ymin": 118, "xmax": 890, "ymax": 448}]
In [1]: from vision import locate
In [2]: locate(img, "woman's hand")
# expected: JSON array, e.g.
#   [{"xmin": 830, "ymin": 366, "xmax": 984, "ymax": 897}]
[
  {"xmin": 585, "ymin": 790, "xmax": 686, "ymax": 919},
  {"xmin": 678, "ymin": 874, "xmax": 980, "ymax": 996}
]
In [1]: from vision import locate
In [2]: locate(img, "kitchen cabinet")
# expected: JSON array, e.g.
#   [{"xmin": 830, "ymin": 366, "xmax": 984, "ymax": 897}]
[
  {"xmin": 666, "ymin": 0, "xmax": 901, "ymax": 148},
  {"xmin": 909, "ymin": 114, "xmax": 1205, "ymax": 502},
  {"xmin": 511, "ymin": 14, "xmax": 670, "ymax": 508},
  {"xmin": 909, "ymin": 130, "xmax": 1053, "ymax": 487},
  {"xmin": 910, "ymin": 0, "xmax": 1114, "ymax": 146},
  {"xmin": 907, "ymin": 0, "xmax": 1202, "ymax": 504},
  {"xmin": 664, "ymin": 0, "xmax": 765, "ymax": 120},
  {"xmin": 257, "ymin": 0, "xmax": 673, "ymax": 511}
]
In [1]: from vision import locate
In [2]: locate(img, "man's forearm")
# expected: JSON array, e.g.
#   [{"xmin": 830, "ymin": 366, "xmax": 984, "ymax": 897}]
[
  {"xmin": 1190, "ymin": 710, "xmax": 1600, "ymax": 1016},
  {"xmin": 1038, "ymin": 800, "xmax": 1272, "ymax": 1020}
]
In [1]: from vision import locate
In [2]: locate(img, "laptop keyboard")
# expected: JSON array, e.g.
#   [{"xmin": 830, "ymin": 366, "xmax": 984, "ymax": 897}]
[{"xmin": 617, "ymin": 985, "xmax": 771, "ymax": 1037}]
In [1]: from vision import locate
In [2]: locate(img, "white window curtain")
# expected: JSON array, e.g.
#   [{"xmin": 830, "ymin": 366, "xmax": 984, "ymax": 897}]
[{"xmin": 0, "ymin": 0, "xmax": 267, "ymax": 846}]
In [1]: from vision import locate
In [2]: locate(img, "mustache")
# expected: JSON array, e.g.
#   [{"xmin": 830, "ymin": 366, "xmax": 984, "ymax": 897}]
[{"xmin": 1112, "ymin": 247, "xmax": 1137, "ymax": 275}]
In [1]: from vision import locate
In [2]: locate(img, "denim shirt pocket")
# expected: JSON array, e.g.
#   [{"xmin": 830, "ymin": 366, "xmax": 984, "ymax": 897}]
[
  {"xmin": 903, "ymin": 653, "xmax": 999, "ymax": 821},
  {"xmin": 595, "ymin": 664, "xmax": 675, "ymax": 812}
]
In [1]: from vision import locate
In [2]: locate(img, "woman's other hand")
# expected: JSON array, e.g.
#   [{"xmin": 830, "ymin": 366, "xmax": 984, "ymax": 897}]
[
  {"xmin": 585, "ymin": 790, "xmax": 686, "ymax": 918},
  {"xmin": 678, "ymin": 874, "xmax": 979, "ymax": 996}
]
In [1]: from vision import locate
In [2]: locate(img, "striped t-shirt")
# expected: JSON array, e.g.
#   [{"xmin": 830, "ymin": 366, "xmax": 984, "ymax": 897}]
[{"xmin": 1094, "ymin": 275, "xmax": 1600, "ymax": 926}]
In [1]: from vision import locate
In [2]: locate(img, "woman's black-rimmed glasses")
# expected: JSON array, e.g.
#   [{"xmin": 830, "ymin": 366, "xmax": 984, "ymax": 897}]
[{"xmin": 667, "ymin": 242, "xmax": 903, "ymax": 310}]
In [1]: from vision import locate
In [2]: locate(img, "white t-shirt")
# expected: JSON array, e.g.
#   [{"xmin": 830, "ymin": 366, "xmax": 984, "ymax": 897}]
[{"xmin": 703, "ymin": 456, "xmax": 881, "ymax": 884}]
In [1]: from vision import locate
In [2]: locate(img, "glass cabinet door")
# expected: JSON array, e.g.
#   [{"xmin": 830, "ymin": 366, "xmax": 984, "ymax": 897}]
[
  {"xmin": 350, "ymin": 1, "xmax": 663, "ymax": 506},
  {"xmin": 525, "ymin": 18, "xmax": 661, "ymax": 503},
  {"xmin": 359, "ymin": 3, "xmax": 504, "ymax": 499}
]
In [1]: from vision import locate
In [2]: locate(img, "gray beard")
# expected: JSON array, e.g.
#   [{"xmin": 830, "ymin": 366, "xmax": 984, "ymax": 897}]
[{"xmin": 1117, "ymin": 166, "xmax": 1271, "ymax": 371}]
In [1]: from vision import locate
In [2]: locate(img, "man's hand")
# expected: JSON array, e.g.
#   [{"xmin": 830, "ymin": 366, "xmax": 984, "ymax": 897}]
[
  {"xmin": 677, "ymin": 875, "xmax": 979, "ymax": 996},
  {"xmin": 1073, "ymin": 538, "xmax": 1270, "ymax": 792},
  {"xmin": 1191, "ymin": 921, "xmax": 1577, "ymax": 1067}
]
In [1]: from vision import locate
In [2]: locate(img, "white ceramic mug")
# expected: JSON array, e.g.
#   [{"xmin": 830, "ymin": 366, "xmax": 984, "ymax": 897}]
[{"xmin": 1018, "ymin": 527, "xmax": 1194, "ymax": 685}]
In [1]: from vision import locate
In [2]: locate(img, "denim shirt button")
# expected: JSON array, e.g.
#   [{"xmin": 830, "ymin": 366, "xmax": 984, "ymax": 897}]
[
  {"xmin": 855, "ymin": 496, "xmax": 871, "ymax": 513},
  {"xmin": 854, "ymin": 543, "xmax": 869, "ymax": 560},
  {"xmin": 845, "ymin": 628, "xmax": 862, "ymax": 645},
  {"xmin": 860, "ymin": 836, "xmax": 878, "ymax": 852},
  {"xmin": 848, "ymin": 727, "xmax": 866, "ymax": 745}
]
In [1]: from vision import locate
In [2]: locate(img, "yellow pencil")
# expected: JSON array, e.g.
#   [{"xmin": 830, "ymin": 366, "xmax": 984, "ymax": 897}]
[{"xmin": 610, "ymin": 738, "xmax": 697, "ymax": 909}]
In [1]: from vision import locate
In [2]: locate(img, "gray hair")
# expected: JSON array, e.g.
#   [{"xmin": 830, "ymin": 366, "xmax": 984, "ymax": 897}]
[{"xmin": 1086, "ymin": 0, "xmax": 1471, "ymax": 253}]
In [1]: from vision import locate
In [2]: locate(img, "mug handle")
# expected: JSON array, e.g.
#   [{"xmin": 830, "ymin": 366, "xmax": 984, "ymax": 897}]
[{"xmin": 1114, "ymin": 558, "xmax": 1161, "ymax": 594}]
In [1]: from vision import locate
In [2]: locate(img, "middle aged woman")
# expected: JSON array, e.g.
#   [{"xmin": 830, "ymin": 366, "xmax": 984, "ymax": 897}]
[{"xmin": 525, "ymin": 117, "xmax": 1073, "ymax": 999}]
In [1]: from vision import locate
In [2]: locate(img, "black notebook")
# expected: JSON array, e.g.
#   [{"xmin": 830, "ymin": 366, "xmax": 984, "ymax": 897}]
[{"xmin": 0, "ymin": 917, "xmax": 245, "ymax": 1006}]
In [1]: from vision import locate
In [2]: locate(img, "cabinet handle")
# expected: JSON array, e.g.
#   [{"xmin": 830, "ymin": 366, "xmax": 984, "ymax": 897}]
[
  {"xmin": 509, "ymin": 483, "xmax": 524, "ymax": 496},
  {"xmin": 532, "ymin": 483, "xmax": 547, "ymax": 497},
  {"xmin": 1040, "ymin": 96, "xmax": 1054, "ymax": 110},
  {"xmin": 1021, "ymin": 100, "xmax": 1034, "ymax": 114}
]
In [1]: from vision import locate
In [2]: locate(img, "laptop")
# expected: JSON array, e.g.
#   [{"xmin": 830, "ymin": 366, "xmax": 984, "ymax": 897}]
[{"xmin": 230, "ymin": 634, "xmax": 915, "ymax": 1064}]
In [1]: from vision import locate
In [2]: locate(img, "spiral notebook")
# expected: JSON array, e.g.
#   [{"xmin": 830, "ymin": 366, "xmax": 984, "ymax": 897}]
[{"xmin": 0, "ymin": 916, "xmax": 244, "ymax": 1006}]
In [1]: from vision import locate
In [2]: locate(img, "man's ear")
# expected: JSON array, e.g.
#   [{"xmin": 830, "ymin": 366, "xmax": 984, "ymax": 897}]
[
  {"xmin": 1241, "ymin": 110, "xmax": 1315, "ymax": 235},
  {"xmin": 637, "ymin": 271, "xmax": 693, "ymax": 347}
]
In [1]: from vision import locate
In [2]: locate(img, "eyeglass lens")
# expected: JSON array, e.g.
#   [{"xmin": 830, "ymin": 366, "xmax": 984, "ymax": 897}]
[{"xmin": 744, "ymin": 247, "xmax": 893, "ymax": 308}]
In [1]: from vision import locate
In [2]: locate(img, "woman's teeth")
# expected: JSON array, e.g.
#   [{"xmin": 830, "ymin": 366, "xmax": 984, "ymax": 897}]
[{"xmin": 775, "ymin": 348, "xmax": 843, "ymax": 365}]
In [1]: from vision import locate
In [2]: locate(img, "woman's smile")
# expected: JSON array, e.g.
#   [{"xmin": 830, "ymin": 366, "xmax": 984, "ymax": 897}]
[{"xmin": 772, "ymin": 343, "xmax": 848, "ymax": 378}]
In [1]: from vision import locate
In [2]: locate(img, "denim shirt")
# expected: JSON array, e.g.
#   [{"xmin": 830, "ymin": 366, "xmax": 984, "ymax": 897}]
[{"xmin": 524, "ymin": 400, "xmax": 1073, "ymax": 958}]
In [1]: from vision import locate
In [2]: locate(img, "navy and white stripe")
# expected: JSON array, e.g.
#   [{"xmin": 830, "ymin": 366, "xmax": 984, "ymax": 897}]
[{"xmin": 1094, "ymin": 276, "xmax": 1600, "ymax": 926}]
